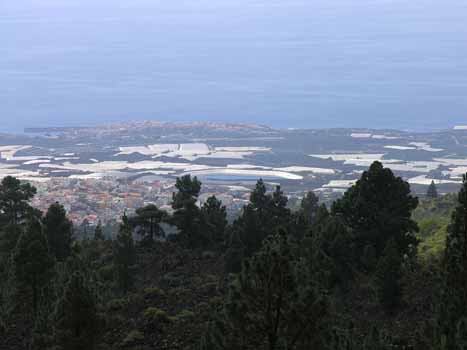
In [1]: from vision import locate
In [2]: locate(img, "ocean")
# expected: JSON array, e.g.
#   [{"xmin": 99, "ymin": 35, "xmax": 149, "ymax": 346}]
[{"xmin": 1, "ymin": 0, "xmax": 467, "ymax": 133}]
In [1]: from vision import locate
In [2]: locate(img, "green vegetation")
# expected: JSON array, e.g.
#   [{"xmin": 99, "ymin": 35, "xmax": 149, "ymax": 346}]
[
  {"xmin": 93, "ymin": 221, "xmax": 104, "ymax": 241},
  {"xmin": 14, "ymin": 216, "xmax": 55, "ymax": 314},
  {"xmin": 143, "ymin": 306, "xmax": 173, "ymax": 324},
  {"xmin": 0, "ymin": 163, "xmax": 465, "ymax": 349},
  {"xmin": 171, "ymin": 174, "xmax": 203, "ymax": 247},
  {"xmin": 413, "ymin": 193, "xmax": 456, "ymax": 259},
  {"xmin": 435, "ymin": 174, "xmax": 467, "ymax": 349},
  {"xmin": 332, "ymin": 161, "xmax": 419, "ymax": 266},
  {"xmin": 201, "ymin": 195, "xmax": 228, "ymax": 244},
  {"xmin": 44, "ymin": 202, "xmax": 73, "ymax": 262},
  {"xmin": 203, "ymin": 231, "xmax": 329, "ymax": 349},
  {"xmin": 114, "ymin": 213, "xmax": 136, "ymax": 294},
  {"xmin": 122, "ymin": 330, "xmax": 144, "ymax": 346},
  {"xmin": 426, "ymin": 180, "xmax": 439, "ymax": 199},
  {"xmin": 132, "ymin": 204, "xmax": 167, "ymax": 243},
  {"xmin": 143, "ymin": 286, "xmax": 165, "ymax": 298},
  {"xmin": 53, "ymin": 272, "xmax": 98, "ymax": 350}
]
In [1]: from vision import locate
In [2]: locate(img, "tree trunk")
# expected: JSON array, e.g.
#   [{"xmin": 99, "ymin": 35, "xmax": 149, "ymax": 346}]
[{"xmin": 32, "ymin": 278, "xmax": 37, "ymax": 316}]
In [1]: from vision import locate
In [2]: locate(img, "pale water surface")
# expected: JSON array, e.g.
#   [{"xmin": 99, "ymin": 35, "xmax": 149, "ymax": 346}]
[{"xmin": 1, "ymin": 0, "xmax": 467, "ymax": 132}]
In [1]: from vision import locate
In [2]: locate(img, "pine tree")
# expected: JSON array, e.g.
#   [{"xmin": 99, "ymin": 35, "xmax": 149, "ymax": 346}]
[
  {"xmin": 53, "ymin": 272, "xmax": 98, "ymax": 350},
  {"xmin": 224, "ymin": 229, "xmax": 245, "ymax": 274},
  {"xmin": 363, "ymin": 326, "xmax": 388, "ymax": 350},
  {"xmin": 375, "ymin": 238, "xmax": 402, "ymax": 311},
  {"xmin": 0, "ymin": 176, "xmax": 37, "ymax": 226},
  {"xmin": 233, "ymin": 180, "xmax": 293, "ymax": 256},
  {"xmin": 299, "ymin": 191, "xmax": 320, "ymax": 226},
  {"xmin": 0, "ymin": 254, "xmax": 16, "ymax": 331},
  {"xmin": 43, "ymin": 202, "xmax": 73, "ymax": 262},
  {"xmin": 291, "ymin": 191, "xmax": 320, "ymax": 241},
  {"xmin": 453, "ymin": 318, "xmax": 467, "ymax": 349},
  {"xmin": 270, "ymin": 185, "xmax": 291, "ymax": 227},
  {"xmin": 0, "ymin": 224, "xmax": 22, "ymax": 261},
  {"xmin": 201, "ymin": 195, "xmax": 228, "ymax": 244},
  {"xmin": 310, "ymin": 204, "xmax": 330, "ymax": 235},
  {"xmin": 200, "ymin": 318, "xmax": 230, "ymax": 350},
  {"xmin": 233, "ymin": 203, "xmax": 263, "ymax": 256},
  {"xmin": 427, "ymin": 180, "xmax": 439, "ymax": 199},
  {"xmin": 0, "ymin": 176, "xmax": 37, "ymax": 256},
  {"xmin": 79, "ymin": 219, "xmax": 90, "ymax": 239},
  {"xmin": 435, "ymin": 174, "xmax": 467, "ymax": 349},
  {"xmin": 14, "ymin": 217, "xmax": 54, "ymax": 314},
  {"xmin": 310, "ymin": 215, "xmax": 354, "ymax": 288},
  {"xmin": 93, "ymin": 221, "xmax": 104, "ymax": 240},
  {"xmin": 171, "ymin": 175, "xmax": 203, "ymax": 246},
  {"xmin": 332, "ymin": 161, "xmax": 419, "ymax": 269},
  {"xmin": 132, "ymin": 204, "xmax": 167, "ymax": 243},
  {"xmin": 114, "ymin": 213, "xmax": 136, "ymax": 294},
  {"xmin": 220, "ymin": 231, "xmax": 328, "ymax": 350},
  {"xmin": 249, "ymin": 178, "xmax": 270, "ymax": 213}
]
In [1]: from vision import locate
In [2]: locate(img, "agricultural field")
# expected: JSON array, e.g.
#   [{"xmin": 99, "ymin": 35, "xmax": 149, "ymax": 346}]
[{"xmin": 1, "ymin": 122, "xmax": 467, "ymax": 196}]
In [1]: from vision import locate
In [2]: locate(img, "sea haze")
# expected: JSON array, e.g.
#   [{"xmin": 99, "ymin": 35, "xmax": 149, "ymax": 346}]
[{"xmin": 1, "ymin": 0, "xmax": 466, "ymax": 133}]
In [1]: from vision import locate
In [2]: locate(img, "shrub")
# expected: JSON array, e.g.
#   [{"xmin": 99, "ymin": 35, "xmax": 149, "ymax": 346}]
[
  {"xmin": 122, "ymin": 330, "xmax": 144, "ymax": 346},
  {"xmin": 174, "ymin": 309, "xmax": 195, "ymax": 322},
  {"xmin": 143, "ymin": 287, "xmax": 165, "ymax": 299},
  {"xmin": 143, "ymin": 307, "xmax": 173, "ymax": 324},
  {"xmin": 208, "ymin": 296, "xmax": 223, "ymax": 308},
  {"xmin": 97, "ymin": 264, "xmax": 114, "ymax": 282},
  {"xmin": 162, "ymin": 272, "xmax": 183, "ymax": 287},
  {"xmin": 105, "ymin": 314, "xmax": 126, "ymax": 328},
  {"xmin": 168, "ymin": 287, "xmax": 188, "ymax": 296},
  {"xmin": 106, "ymin": 298, "xmax": 127, "ymax": 311},
  {"xmin": 127, "ymin": 292, "xmax": 144, "ymax": 305},
  {"xmin": 205, "ymin": 274, "xmax": 218, "ymax": 283}
]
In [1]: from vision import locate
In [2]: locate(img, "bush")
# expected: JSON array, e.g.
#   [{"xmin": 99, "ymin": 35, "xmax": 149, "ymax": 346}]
[
  {"xmin": 106, "ymin": 298, "xmax": 127, "ymax": 311},
  {"xmin": 143, "ymin": 307, "xmax": 173, "ymax": 324},
  {"xmin": 105, "ymin": 314, "xmax": 126, "ymax": 328},
  {"xmin": 208, "ymin": 296, "xmax": 223, "ymax": 308},
  {"xmin": 205, "ymin": 274, "xmax": 218, "ymax": 283},
  {"xmin": 174, "ymin": 309, "xmax": 195, "ymax": 322},
  {"xmin": 162, "ymin": 272, "xmax": 183, "ymax": 287},
  {"xmin": 168, "ymin": 287, "xmax": 188, "ymax": 297},
  {"xmin": 143, "ymin": 287, "xmax": 165, "ymax": 299},
  {"xmin": 122, "ymin": 330, "xmax": 144, "ymax": 346},
  {"xmin": 127, "ymin": 292, "xmax": 144, "ymax": 305},
  {"xmin": 97, "ymin": 264, "xmax": 114, "ymax": 282}
]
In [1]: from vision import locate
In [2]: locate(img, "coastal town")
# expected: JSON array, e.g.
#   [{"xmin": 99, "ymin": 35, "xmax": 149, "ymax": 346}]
[
  {"xmin": 2, "ymin": 121, "xmax": 467, "ymax": 227},
  {"xmin": 28, "ymin": 176, "xmax": 255, "ymax": 227}
]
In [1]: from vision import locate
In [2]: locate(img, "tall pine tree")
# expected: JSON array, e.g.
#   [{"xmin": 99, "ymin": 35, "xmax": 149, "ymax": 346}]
[
  {"xmin": 53, "ymin": 272, "xmax": 98, "ymax": 350},
  {"xmin": 427, "ymin": 180, "xmax": 439, "ymax": 199},
  {"xmin": 93, "ymin": 221, "xmax": 104, "ymax": 241},
  {"xmin": 332, "ymin": 161, "xmax": 419, "ymax": 269},
  {"xmin": 224, "ymin": 229, "xmax": 245, "ymax": 274},
  {"xmin": 435, "ymin": 174, "xmax": 467, "ymax": 349},
  {"xmin": 206, "ymin": 231, "xmax": 328, "ymax": 350},
  {"xmin": 132, "ymin": 204, "xmax": 167, "ymax": 243},
  {"xmin": 298, "ymin": 191, "xmax": 320, "ymax": 226},
  {"xmin": 201, "ymin": 195, "xmax": 228, "ymax": 245},
  {"xmin": 43, "ymin": 202, "xmax": 73, "ymax": 262},
  {"xmin": 14, "ymin": 217, "xmax": 54, "ymax": 314},
  {"xmin": 114, "ymin": 213, "xmax": 136, "ymax": 294},
  {"xmin": 0, "ymin": 176, "xmax": 37, "ymax": 226},
  {"xmin": 171, "ymin": 175, "xmax": 204, "ymax": 246},
  {"xmin": 375, "ymin": 238, "xmax": 402, "ymax": 311},
  {"xmin": 0, "ymin": 176, "xmax": 37, "ymax": 256},
  {"xmin": 308, "ymin": 214, "xmax": 354, "ymax": 289},
  {"xmin": 233, "ymin": 180, "xmax": 293, "ymax": 256}
]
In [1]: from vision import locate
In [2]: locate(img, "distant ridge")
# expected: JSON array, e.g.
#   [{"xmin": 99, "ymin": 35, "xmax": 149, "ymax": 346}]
[
  {"xmin": 24, "ymin": 121, "xmax": 275, "ymax": 135},
  {"xmin": 24, "ymin": 126, "xmax": 92, "ymax": 133}
]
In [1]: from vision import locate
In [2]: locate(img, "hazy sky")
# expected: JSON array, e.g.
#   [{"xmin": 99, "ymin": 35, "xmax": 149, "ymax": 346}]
[{"xmin": 1, "ymin": 0, "xmax": 467, "ymax": 132}]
